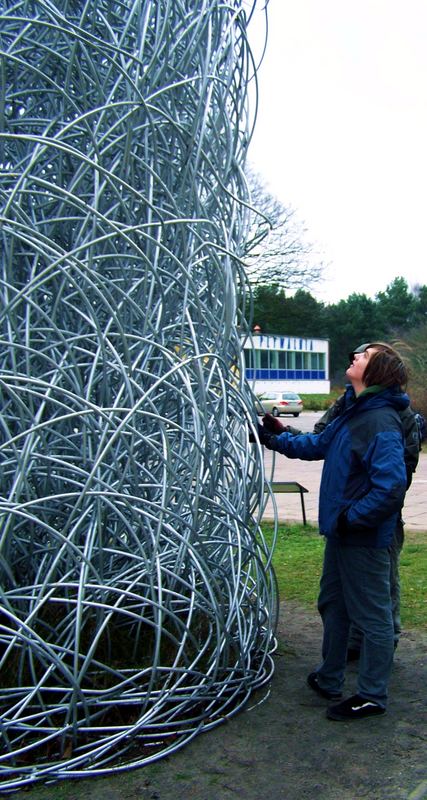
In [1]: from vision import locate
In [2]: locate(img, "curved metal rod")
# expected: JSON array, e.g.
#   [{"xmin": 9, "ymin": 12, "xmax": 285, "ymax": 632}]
[{"xmin": 0, "ymin": 0, "xmax": 278, "ymax": 789}]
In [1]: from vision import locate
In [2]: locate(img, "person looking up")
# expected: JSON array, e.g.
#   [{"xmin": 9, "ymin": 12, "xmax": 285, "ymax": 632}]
[
  {"xmin": 262, "ymin": 342, "xmax": 420, "ymax": 660},
  {"xmin": 253, "ymin": 343, "xmax": 409, "ymax": 720}
]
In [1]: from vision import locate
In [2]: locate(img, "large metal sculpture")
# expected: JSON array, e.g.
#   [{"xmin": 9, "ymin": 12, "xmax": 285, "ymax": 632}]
[{"xmin": 0, "ymin": 0, "xmax": 277, "ymax": 789}]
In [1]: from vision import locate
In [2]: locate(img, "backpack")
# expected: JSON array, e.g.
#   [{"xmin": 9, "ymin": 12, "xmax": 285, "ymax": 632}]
[{"xmin": 415, "ymin": 412, "xmax": 427, "ymax": 447}]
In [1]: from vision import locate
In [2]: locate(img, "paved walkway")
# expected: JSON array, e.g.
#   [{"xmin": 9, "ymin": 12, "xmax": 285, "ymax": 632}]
[{"xmin": 261, "ymin": 413, "xmax": 427, "ymax": 531}]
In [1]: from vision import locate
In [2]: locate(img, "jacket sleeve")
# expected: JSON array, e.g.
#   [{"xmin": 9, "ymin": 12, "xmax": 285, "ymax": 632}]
[
  {"xmin": 268, "ymin": 429, "xmax": 328, "ymax": 461},
  {"xmin": 344, "ymin": 430, "xmax": 407, "ymax": 529}
]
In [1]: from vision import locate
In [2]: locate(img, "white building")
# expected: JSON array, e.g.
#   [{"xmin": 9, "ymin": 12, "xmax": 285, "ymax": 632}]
[{"xmin": 242, "ymin": 332, "xmax": 330, "ymax": 394}]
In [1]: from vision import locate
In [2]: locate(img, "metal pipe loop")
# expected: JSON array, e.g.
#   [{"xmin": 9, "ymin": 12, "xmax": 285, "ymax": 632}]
[{"xmin": 0, "ymin": 0, "xmax": 277, "ymax": 788}]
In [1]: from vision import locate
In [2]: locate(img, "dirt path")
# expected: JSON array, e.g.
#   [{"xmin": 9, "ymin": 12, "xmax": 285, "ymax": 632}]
[{"xmin": 29, "ymin": 601, "xmax": 427, "ymax": 800}]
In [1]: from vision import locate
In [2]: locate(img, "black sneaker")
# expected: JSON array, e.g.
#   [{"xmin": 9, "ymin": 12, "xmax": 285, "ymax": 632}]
[
  {"xmin": 307, "ymin": 672, "xmax": 342, "ymax": 700},
  {"xmin": 327, "ymin": 693, "xmax": 386, "ymax": 721}
]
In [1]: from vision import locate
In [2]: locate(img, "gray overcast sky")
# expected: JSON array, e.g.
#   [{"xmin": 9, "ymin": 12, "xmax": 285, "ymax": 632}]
[{"xmin": 246, "ymin": 0, "xmax": 427, "ymax": 303}]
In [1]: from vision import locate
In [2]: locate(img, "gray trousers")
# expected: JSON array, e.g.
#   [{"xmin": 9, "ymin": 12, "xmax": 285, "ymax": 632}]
[
  {"xmin": 348, "ymin": 517, "xmax": 404, "ymax": 649},
  {"xmin": 316, "ymin": 538, "xmax": 394, "ymax": 706}
]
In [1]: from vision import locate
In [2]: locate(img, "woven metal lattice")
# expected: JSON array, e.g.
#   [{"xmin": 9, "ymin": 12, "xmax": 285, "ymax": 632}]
[{"xmin": 0, "ymin": 0, "xmax": 277, "ymax": 789}]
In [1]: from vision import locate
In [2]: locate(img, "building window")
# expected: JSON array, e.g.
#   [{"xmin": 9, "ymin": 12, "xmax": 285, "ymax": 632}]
[
  {"xmin": 260, "ymin": 350, "xmax": 269, "ymax": 369},
  {"xmin": 243, "ymin": 346, "xmax": 327, "ymax": 382}
]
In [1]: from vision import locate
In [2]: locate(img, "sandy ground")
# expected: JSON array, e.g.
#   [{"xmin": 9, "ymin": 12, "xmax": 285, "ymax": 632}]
[{"xmin": 27, "ymin": 601, "xmax": 427, "ymax": 800}]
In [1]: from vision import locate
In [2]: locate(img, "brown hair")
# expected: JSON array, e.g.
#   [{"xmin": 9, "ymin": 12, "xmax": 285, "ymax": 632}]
[{"xmin": 362, "ymin": 342, "xmax": 409, "ymax": 389}]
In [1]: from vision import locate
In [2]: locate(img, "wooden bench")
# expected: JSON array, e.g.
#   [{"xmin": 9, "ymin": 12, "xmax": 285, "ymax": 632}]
[{"xmin": 265, "ymin": 481, "xmax": 309, "ymax": 525}]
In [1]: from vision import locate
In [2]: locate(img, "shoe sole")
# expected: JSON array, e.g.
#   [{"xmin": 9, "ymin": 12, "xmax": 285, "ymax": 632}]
[{"xmin": 327, "ymin": 708, "xmax": 386, "ymax": 721}]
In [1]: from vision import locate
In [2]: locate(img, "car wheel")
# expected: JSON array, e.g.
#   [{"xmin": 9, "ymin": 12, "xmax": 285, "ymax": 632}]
[
  {"xmin": 272, "ymin": 408, "xmax": 279, "ymax": 417},
  {"xmin": 293, "ymin": 412, "xmax": 299, "ymax": 417}
]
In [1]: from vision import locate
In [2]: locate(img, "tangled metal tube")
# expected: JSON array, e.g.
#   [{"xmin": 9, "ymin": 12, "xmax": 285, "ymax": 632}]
[{"xmin": 0, "ymin": 0, "xmax": 278, "ymax": 789}]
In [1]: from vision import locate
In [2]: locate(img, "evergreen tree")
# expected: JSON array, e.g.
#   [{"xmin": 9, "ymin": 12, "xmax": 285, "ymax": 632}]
[
  {"xmin": 325, "ymin": 293, "xmax": 387, "ymax": 381},
  {"xmin": 375, "ymin": 277, "xmax": 419, "ymax": 332}
]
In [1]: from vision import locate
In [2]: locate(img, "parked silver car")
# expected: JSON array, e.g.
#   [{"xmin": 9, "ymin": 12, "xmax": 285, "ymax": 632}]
[{"xmin": 256, "ymin": 391, "xmax": 303, "ymax": 417}]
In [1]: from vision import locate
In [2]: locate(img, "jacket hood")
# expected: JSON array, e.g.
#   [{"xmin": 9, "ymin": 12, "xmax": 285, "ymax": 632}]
[{"xmin": 343, "ymin": 383, "xmax": 410, "ymax": 414}]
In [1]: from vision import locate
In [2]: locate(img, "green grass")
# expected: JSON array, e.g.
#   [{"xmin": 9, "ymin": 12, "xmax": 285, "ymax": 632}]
[
  {"xmin": 399, "ymin": 532, "xmax": 427, "ymax": 628},
  {"xmin": 266, "ymin": 522, "xmax": 323, "ymax": 606},
  {"xmin": 262, "ymin": 522, "xmax": 427, "ymax": 631}
]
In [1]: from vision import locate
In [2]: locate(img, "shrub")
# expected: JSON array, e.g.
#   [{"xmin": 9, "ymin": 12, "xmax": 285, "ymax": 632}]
[{"xmin": 300, "ymin": 387, "xmax": 344, "ymax": 412}]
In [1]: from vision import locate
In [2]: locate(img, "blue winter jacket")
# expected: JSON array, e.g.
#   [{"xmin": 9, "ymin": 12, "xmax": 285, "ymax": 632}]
[{"xmin": 265, "ymin": 385, "xmax": 409, "ymax": 548}]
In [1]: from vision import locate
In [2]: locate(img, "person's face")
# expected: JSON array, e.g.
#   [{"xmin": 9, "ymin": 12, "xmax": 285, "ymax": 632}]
[{"xmin": 346, "ymin": 347, "xmax": 378, "ymax": 384}]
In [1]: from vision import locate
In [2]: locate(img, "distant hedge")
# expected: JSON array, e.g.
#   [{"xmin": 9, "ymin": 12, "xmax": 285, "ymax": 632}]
[{"xmin": 300, "ymin": 389, "xmax": 344, "ymax": 411}]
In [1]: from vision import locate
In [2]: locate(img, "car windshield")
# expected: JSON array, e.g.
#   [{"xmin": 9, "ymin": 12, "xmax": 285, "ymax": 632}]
[{"xmin": 281, "ymin": 393, "xmax": 300, "ymax": 400}]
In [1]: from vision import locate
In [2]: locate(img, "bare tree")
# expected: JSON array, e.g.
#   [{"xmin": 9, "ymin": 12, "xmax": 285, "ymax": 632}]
[{"xmin": 243, "ymin": 167, "xmax": 325, "ymax": 289}]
